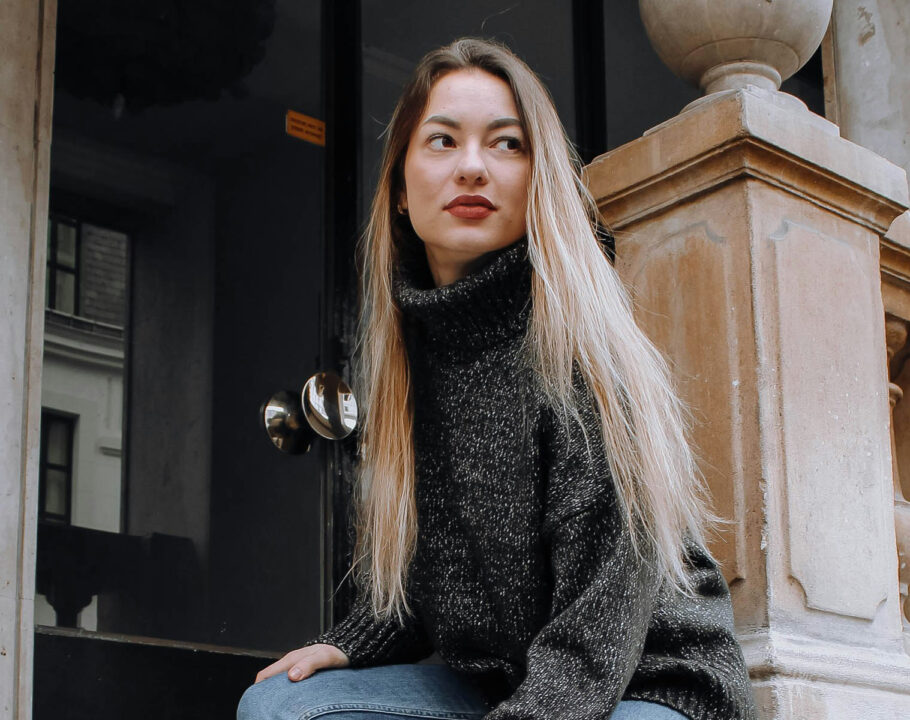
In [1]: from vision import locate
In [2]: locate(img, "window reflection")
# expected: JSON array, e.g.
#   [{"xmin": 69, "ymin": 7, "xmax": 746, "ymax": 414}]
[
  {"xmin": 37, "ymin": 217, "xmax": 128, "ymax": 632},
  {"xmin": 39, "ymin": 412, "xmax": 75, "ymax": 523},
  {"xmin": 46, "ymin": 215, "xmax": 81, "ymax": 315}
]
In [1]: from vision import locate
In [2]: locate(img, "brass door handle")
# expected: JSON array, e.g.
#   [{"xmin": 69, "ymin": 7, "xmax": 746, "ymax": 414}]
[{"xmin": 261, "ymin": 371, "xmax": 358, "ymax": 454}]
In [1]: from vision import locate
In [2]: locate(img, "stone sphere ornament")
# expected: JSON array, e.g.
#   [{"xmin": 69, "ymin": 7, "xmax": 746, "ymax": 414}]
[{"xmin": 638, "ymin": 0, "xmax": 833, "ymax": 96}]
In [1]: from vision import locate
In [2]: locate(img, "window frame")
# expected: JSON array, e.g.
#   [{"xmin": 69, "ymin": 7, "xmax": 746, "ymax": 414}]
[
  {"xmin": 46, "ymin": 213, "xmax": 82, "ymax": 316},
  {"xmin": 39, "ymin": 410, "xmax": 77, "ymax": 525}
]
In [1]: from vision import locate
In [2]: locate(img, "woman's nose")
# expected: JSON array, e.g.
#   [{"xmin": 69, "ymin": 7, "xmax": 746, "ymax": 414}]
[{"xmin": 455, "ymin": 142, "xmax": 488, "ymax": 184}]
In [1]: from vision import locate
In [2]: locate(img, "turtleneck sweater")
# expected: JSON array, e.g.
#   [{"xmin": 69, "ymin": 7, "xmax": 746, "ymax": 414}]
[{"xmin": 302, "ymin": 232, "xmax": 757, "ymax": 720}]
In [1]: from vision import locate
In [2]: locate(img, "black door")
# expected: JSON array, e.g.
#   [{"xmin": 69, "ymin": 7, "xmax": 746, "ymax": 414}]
[{"xmin": 35, "ymin": 1, "xmax": 337, "ymax": 716}]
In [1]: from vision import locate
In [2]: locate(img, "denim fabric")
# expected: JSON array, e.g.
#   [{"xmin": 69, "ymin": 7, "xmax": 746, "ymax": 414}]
[
  {"xmin": 610, "ymin": 700, "xmax": 691, "ymax": 720},
  {"xmin": 236, "ymin": 664, "xmax": 690, "ymax": 719}
]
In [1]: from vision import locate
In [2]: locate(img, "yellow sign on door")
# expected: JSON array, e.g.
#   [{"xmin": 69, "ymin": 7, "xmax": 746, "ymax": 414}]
[{"xmin": 286, "ymin": 110, "xmax": 325, "ymax": 146}]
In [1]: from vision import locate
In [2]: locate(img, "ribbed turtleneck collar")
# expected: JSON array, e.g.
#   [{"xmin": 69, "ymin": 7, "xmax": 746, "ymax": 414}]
[{"xmin": 392, "ymin": 231, "xmax": 533, "ymax": 363}]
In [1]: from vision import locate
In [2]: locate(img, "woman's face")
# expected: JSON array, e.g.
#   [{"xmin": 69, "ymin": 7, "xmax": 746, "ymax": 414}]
[{"xmin": 400, "ymin": 69, "xmax": 530, "ymax": 286}]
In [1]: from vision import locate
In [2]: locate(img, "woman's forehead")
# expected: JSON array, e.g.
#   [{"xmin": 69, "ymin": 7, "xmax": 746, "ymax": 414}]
[{"xmin": 421, "ymin": 69, "xmax": 520, "ymax": 123}]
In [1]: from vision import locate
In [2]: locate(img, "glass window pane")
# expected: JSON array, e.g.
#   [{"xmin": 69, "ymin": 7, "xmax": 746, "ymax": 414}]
[
  {"xmin": 55, "ymin": 271, "xmax": 75, "ymax": 314},
  {"xmin": 57, "ymin": 223, "xmax": 78, "ymax": 268},
  {"xmin": 41, "ymin": 0, "xmax": 325, "ymax": 653},
  {"xmin": 46, "ymin": 418, "xmax": 70, "ymax": 466},
  {"xmin": 44, "ymin": 468, "xmax": 68, "ymax": 517}
]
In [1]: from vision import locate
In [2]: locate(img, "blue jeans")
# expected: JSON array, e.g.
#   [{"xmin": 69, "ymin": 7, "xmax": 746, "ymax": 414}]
[{"xmin": 237, "ymin": 663, "xmax": 690, "ymax": 719}]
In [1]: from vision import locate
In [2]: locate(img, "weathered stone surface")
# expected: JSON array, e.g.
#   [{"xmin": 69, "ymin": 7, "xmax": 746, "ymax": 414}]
[
  {"xmin": 832, "ymin": 0, "xmax": 910, "ymax": 258},
  {"xmin": 831, "ymin": 0, "xmax": 910, "ymax": 178}
]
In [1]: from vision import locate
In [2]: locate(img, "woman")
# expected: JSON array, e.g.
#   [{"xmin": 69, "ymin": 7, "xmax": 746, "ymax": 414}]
[{"xmin": 238, "ymin": 38, "xmax": 757, "ymax": 720}]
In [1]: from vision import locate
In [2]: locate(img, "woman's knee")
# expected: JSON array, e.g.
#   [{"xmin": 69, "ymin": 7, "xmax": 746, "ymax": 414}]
[
  {"xmin": 236, "ymin": 664, "xmax": 492, "ymax": 720},
  {"xmin": 237, "ymin": 677, "xmax": 271, "ymax": 720},
  {"xmin": 611, "ymin": 700, "xmax": 691, "ymax": 720},
  {"xmin": 237, "ymin": 668, "xmax": 367, "ymax": 720},
  {"xmin": 236, "ymin": 679, "xmax": 264, "ymax": 720},
  {"xmin": 237, "ymin": 673, "xmax": 305, "ymax": 720}
]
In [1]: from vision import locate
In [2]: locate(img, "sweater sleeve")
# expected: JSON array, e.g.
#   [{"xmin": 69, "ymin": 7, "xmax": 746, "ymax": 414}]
[
  {"xmin": 300, "ymin": 591, "xmax": 434, "ymax": 668},
  {"xmin": 485, "ymin": 378, "xmax": 662, "ymax": 720}
]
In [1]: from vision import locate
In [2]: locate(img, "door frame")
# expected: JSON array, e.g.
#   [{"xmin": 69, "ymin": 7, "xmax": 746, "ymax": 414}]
[
  {"xmin": 2, "ymin": 0, "xmax": 57, "ymax": 717},
  {"xmin": 318, "ymin": 0, "xmax": 364, "ymax": 630}
]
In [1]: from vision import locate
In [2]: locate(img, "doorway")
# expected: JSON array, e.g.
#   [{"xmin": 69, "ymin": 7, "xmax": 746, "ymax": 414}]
[{"xmin": 32, "ymin": 2, "xmax": 825, "ymax": 716}]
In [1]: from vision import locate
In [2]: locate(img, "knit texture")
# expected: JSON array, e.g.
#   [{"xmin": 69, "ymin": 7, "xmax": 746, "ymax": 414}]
[{"xmin": 303, "ymin": 232, "xmax": 757, "ymax": 720}]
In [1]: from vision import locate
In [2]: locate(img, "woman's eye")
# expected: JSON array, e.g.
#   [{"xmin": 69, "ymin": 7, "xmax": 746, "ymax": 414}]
[
  {"xmin": 428, "ymin": 135, "xmax": 455, "ymax": 150},
  {"xmin": 493, "ymin": 136, "xmax": 523, "ymax": 152}
]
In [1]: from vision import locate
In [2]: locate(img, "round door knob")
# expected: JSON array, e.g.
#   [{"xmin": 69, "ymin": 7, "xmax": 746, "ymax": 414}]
[
  {"xmin": 261, "ymin": 371, "xmax": 358, "ymax": 455},
  {"xmin": 302, "ymin": 371, "xmax": 358, "ymax": 440}
]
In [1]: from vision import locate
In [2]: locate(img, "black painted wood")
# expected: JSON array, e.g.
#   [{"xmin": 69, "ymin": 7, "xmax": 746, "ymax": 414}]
[
  {"xmin": 34, "ymin": 628, "xmax": 273, "ymax": 720},
  {"xmin": 572, "ymin": 0, "xmax": 608, "ymax": 163},
  {"xmin": 320, "ymin": 0, "xmax": 362, "ymax": 628}
]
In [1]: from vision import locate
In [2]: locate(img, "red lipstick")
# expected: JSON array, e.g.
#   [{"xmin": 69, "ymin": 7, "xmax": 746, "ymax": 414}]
[{"xmin": 444, "ymin": 194, "xmax": 495, "ymax": 219}]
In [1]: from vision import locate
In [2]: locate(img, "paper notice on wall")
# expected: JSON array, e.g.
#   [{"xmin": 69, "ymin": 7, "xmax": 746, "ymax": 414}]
[{"xmin": 286, "ymin": 110, "xmax": 326, "ymax": 146}]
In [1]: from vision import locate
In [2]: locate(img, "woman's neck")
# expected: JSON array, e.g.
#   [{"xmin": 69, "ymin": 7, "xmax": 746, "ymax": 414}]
[{"xmin": 422, "ymin": 237, "xmax": 528, "ymax": 287}]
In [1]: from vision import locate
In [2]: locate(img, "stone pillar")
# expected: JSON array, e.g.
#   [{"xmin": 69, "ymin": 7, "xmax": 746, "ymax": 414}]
[
  {"xmin": 0, "ymin": 0, "xmax": 57, "ymax": 718},
  {"xmin": 830, "ymin": 0, "xmax": 910, "ymax": 310},
  {"xmin": 828, "ymin": 0, "xmax": 910, "ymax": 182},
  {"xmin": 584, "ymin": 2, "xmax": 910, "ymax": 716}
]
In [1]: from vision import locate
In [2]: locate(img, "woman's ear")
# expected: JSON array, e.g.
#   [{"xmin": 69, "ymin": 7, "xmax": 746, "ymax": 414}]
[{"xmin": 397, "ymin": 189, "xmax": 409, "ymax": 216}]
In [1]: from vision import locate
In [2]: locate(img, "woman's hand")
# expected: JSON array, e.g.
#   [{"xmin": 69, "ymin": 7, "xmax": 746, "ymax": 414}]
[{"xmin": 255, "ymin": 643, "xmax": 351, "ymax": 683}]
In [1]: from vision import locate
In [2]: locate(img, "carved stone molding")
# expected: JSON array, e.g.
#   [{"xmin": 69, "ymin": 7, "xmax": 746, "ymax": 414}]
[
  {"xmin": 588, "ymin": 87, "xmax": 907, "ymax": 235},
  {"xmin": 740, "ymin": 629, "xmax": 910, "ymax": 700}
]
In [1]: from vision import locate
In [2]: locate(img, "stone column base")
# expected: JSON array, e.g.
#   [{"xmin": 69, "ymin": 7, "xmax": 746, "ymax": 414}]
[{"xmin": 743, "ymin": 630, "xmax": 910, "ymax": 718}]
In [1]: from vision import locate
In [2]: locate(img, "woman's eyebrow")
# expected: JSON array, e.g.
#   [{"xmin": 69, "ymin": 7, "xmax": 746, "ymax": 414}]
[{"xmin": 422, "ymin": 115, "xmax": 522, "ymax": 131}]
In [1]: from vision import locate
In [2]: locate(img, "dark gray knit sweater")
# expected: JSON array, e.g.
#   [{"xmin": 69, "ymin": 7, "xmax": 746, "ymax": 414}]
[{"xmin": 304, "ymin": 233, "xmax": 757, "ymax": 720}]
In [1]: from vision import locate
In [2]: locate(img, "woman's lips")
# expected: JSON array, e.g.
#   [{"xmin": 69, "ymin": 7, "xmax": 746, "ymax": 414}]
[
  {"xmin": 447, "ymin": 205, "xmax": 493, "ymax": 219},
  {"xmin": 444, "ymin": 195, "xmax": 495, "ymax": 219}
]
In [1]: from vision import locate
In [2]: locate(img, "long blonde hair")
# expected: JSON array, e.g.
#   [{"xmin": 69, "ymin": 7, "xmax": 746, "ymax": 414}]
[{"xmin": 349, "ymin": 37, "xmax": 717, "ymax": 623}]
